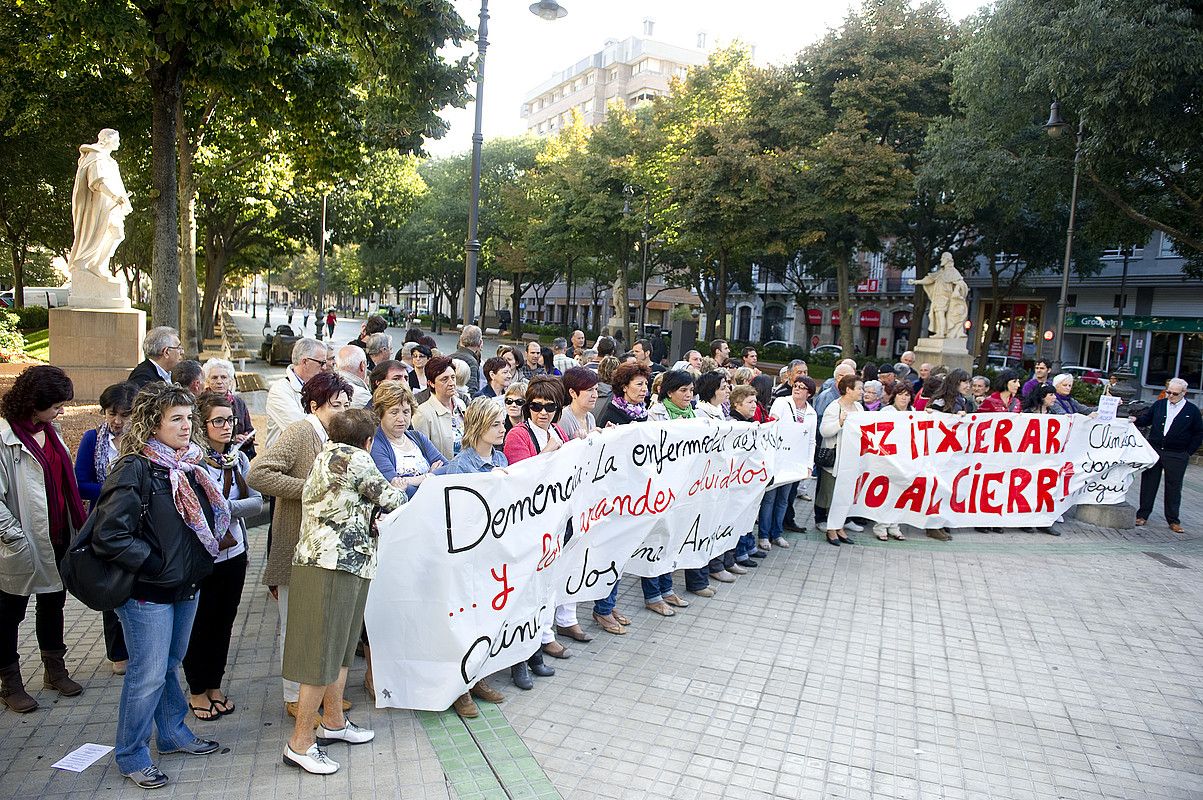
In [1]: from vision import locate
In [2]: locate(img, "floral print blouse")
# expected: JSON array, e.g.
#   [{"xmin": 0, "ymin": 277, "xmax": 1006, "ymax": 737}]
[{"xmin": 293, "ymin": 441, "xmax": 407, "ymax": 580}]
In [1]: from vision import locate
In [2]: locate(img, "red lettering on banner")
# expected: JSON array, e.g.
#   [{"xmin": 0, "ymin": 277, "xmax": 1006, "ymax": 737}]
[
  {"xmin": 579, "ymin": 478, "xmax": 677, "ymax": 534},
  {"xmin": 1046, "ymin": 418, "xmax": 1062, "ymax": 453},
  {"xmin": 993, "ymin": 418, "xmax": 1013, "ymax": 452},
  {"xmin": 491, "ymin": 564, "xmax": 514, "ymax": 610},
  {"xmin": 1060, "ymin": 461, "xmax": 1074, "ymax": 497},
  {"xmin": 859, "ymin": 421, "xmax": 897, "ymax": 456},
  {"xmin": 864, "ymin": 475, "xmax": 890, "ymax": 507},
  {"xmin": 687, "ymin": 459, "xmax": 771, "ymax": 497},
  {"xmin": 1034, "ymin": 469, "xmax": 1057, "ymax": 511},
  {"xmin": 1017, "ymin": 419, "xmax": 1043, "ymax": 453},
  {"xmin": 950, "ymin": 466, "xmax": 970, "ymax": 513},
  {"xmin": 535, "ymin": 533, "xmax": 560, "ymax": 572},
  {"xmin": 896, "ymin": 477, "xmax": 926, "ymax": 512},
  {"xmin": 935, "ymin": 422, "xmax": 962, "ymax": 454},
  {"xmin": 974, "ymin": 422, "xmax": 991, "ymax": 454},
  {"xmin": 980, "ymin": 471, "xmax": 1003, "ymax": 514},
  {"xmin": 853, "ymin": 472, "xmax": 870, "ymax": 503},
  {"xmin": 911, "ymin": 419, "xmax": 935, "ymax": 458},
  {"xmin": 1007, "ymin": 470, "xmax": 1032, "ymax": 513}
]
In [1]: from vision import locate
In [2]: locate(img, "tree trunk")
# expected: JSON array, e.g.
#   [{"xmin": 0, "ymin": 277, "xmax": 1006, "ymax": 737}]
[
  {"xmin": 976, "ymin": 254, "xmax": 1001, "ymax": 363},
  {"xmin": 837, "ymin": 254, "xmax": 854, "ymax": 355},
  {"xmin": 715, "ymin": 249, "xmax": 729, "ymax": 341},
  {"xmin": 510, "ymin": 275, "xmax": 525, "ymax": 340},
  {"xmin": 177, "ymin": 98, "xmax": 200, "ymax": 356},
  {"xmin": 908, "ymin": 249, "xmax": 933, "ymax": 350},
  {"xmin": 200, "ymin": 243, "xmax": 227, "ymax": 341},
  {"xmin": 148, "ymin": 59, "xmax": 182, "ymax": 329},
  {"xmin": 9, "ymin": 245, "xmax": 24, "ymax": 309}
]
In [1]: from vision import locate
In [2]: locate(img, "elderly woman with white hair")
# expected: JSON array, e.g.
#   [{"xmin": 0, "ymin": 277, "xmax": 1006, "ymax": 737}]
[
  {"xmin": 1048, "ymin": 373, "xmax": 1093, "ymax": 415},
  {"xmin": 202, "ymin": 358, "xmax": 255, "ymax": 457}
]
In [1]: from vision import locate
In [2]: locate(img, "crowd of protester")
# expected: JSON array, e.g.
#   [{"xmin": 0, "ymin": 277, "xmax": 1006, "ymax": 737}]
[{"xmin": 0, "ymin": 321, "xmax": 1198, "ymax": 786}]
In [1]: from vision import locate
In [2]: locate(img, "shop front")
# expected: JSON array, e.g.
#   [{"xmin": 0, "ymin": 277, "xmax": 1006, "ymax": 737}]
[
  {"xmin": 1066, "ymin": 313, "xmax": 1203, "ymax": 394},
  {"xmin": 978, "ymin": 301, "xmax": 1046, "ymax": 366},
  {"xmin": 891, "ymin": 311, "xmax": 911, "ymax": 358},
  {"xmin": 858, "ymin": 309, "xmax": 881, "ymax": 359}
]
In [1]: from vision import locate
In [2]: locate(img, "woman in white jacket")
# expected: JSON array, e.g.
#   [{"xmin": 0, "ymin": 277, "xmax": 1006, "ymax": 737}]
[
  {"xmin": 818, "ymin": 375, "xmax": 863, "ymax": 546},
  {"xmin": 761, "ymin": 377, "xmax": 818, "ymax": 551}
]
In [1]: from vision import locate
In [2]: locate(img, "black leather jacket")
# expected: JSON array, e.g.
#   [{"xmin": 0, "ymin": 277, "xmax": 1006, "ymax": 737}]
[{"xmin": 90, "ymin": 454, "xmax": 216, "ymax": 603}]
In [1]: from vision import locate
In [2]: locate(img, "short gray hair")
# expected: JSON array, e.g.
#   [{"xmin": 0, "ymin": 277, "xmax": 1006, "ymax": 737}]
[
  {"xmin": 452, "ymin": 358, "xmax": 470, "ymax": 388},
  {"xmin": 458, "ymin": 324, "xmax": 483, "ymax": 349},
  {"xmin": 336, "ymin": 344, "xmax": 367, "ymax": 372},
  {"xmin": 864, "ymin": 380, "xmax": 883, "ymax": 395},
  {"xmin": 1167, "ymin": 377, "xmax": 1188, "ymax": 393},
  {"xmin": 143, "ymin": 326, "xmax": 180, "ymax": 359},
  {"xmin": 787, "ymin": 359, "xmax": 804, "ymax": 369},
  {"xmin": 365, "ymin": 333, "xmax": 392, "ymax": 356},
  {"xmin": 551, "ymin": 337, "xmax": 567, "ymax": 352},
  {"xmin": 291, "ymin": 337, "xmax": 328, "ymax": 366},
  {"xmin": 972, "ymin": 375, "xmax": 990, "ymax": 387},
  {"xmin": 202, "ymin": 358, "xmax": 235, "ymax": 380},
  {"xmin": 1052, "ymin": 373, "xmax": 1074, "ymax": 388}
]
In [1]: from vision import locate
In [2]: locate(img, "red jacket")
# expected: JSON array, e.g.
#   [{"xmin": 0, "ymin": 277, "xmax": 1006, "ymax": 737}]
[
  {"xmin": 503, "ymin": 421, "xmax": 569, "ymax": 464},
  {"xmin": 977, "ymin": 392, "xmax": 1021, "ymax": 413}
]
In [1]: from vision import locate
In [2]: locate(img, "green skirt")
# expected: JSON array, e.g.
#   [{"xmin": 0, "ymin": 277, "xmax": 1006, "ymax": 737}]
[{"xmin": 282, "ymin": 564, "xmax": 370, "ymax": 686}]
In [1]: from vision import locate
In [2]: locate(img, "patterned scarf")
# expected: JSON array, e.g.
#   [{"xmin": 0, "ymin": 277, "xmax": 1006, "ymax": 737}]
[
  {"xmin": 92, "ymin": 423, "xmax": 116, "ymax": 488},
  {"xmin": 203, "ymin": 445, "xmax": 246, "ymax": 550},
  {"xmin": 142, "ymin": 439, "xmax": 230, "ymax": 557},
  {"xmin": 612, "ymin": 395, "xmax": 648, "ymax": 421}
]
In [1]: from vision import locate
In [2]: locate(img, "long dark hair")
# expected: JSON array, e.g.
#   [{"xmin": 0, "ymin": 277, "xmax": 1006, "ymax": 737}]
[
  {"xmin": 1, "ymin": 365, "xmax": 74, "ymax": 422},
  {"xmin": 930, "ymin": 368, "xmax": 969, "ymax": 410},
  {"xmin": 1023, "ymin": 383, "xmax": 1057, "ymax": 412}
]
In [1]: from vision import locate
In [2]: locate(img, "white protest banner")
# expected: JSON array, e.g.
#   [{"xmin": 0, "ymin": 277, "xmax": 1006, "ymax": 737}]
[
  {"xmin": 366, "ymin": 416, "xmax": 814, "ymax": 710},
  {"xmin": 827, "ymin": 411, "xmax": 1157, "ymax": 528}
]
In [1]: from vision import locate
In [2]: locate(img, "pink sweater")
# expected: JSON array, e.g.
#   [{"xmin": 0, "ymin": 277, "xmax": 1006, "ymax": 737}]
[{"xmin": 503, "ymin": 422, "xmax": 569, "ymax": 464}]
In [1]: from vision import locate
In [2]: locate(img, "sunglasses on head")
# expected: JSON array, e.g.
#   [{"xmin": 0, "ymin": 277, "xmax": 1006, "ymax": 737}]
[
  {"xmin": 505, "ymin": 398, "xmax": 526, "ymax": 406},
  {"xmin": 529, "ymin": 401, "xmax": 559, "ymax": 413}
]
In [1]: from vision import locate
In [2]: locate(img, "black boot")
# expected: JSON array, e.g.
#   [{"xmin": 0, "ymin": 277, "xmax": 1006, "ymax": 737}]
[
  {"xmin": 0, "ymin": 661, "xmax": 38, "ymax": 713},
  {"xmin": 510, "ymin": 661, "xmax": 533, "ymax": 690},
  {"xmin": 527, "ymin": 651, "xmax": 555, "ymax": 678}
]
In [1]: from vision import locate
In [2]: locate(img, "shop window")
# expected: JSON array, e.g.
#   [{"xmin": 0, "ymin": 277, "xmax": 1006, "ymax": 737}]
[{"xmin": 1146, "ymin": 332, "xmax": 1180, "ymax": 389}]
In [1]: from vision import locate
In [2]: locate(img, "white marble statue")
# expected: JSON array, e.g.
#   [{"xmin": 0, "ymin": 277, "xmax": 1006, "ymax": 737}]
[
  {"xmin": 909, "ymin": 252, "xmax": 968, "ymax": 339},
  {"xmin": 67, "ymin": 129, "xmax": 131, "ymax": 309}
]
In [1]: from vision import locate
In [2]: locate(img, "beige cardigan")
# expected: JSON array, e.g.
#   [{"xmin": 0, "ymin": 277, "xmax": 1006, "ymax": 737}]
[
  {"xmin": 247, "ymin": 418, "xmax": 323, "ymax": 587},
  {"xmin": 412, "ymin": 394, "xmax": 464, "ymax": 461},
  {"xmin": 0, "ymin": 419, "xmax": 70, "ymax": 595}
]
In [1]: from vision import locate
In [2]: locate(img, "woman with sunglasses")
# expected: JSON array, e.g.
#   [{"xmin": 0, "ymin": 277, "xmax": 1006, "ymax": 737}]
[
  {"xmin": 502, "ymin": 382, "xmax": 527, "ymax": 435},
  {"xmin": 183, "ymin": 392, "xmax": 263, "ymax": 721},
  {"xmin": 501, "ymin": 377, "xmax": 570, "ymax": 688}
]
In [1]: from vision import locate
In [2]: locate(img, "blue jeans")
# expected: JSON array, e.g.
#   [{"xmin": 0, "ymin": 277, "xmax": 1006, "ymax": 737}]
[
  {"xmin": 783, "ymin": 482, "xmax": 799, "ymax": 527},
  {"xmin": 684, "ymin": 568, "xmax": 710, "ymax": 592},
  {"xmin": 641, "ymin": 573, "xmax": 674, "ymax": 603},
  {"xmin": 736, "ymin": 533, "xmax": 756, "ymax": 560},
  {"xmin": 113, "ymin": 596, "xmax": 200, "ymax": 773},
  {"xmin": 758, "ymin": 488, "xmax": 787, "ymax": 541},
  {"xmin": 593, "ymin": 583, "xmax": 619, "ymax": 616}
]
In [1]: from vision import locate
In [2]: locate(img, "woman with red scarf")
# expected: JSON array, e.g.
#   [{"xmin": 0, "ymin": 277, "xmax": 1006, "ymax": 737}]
[{"xmin": 0, "ymin": 366, "xmax": 88, "ymax": 713}]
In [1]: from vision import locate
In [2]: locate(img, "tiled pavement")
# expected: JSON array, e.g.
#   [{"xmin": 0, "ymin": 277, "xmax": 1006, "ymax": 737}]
[{"xmin": 2, "ymin": 467, "xmax": 1202, "ymax": 799}]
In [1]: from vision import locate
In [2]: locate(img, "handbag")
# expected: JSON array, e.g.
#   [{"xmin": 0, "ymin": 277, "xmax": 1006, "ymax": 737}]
[
  {"xmin": 60, "ymin": 464, "xmax": 152, "ymax": 612},
  {"xmin": 815, "ymin": 446, "xmax": 837, "ymax": 470}
]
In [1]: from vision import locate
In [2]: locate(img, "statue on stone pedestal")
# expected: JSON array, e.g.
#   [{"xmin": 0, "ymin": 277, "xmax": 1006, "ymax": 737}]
[
  {"xmin": 67, "ymin": 129, "xmax": 131, "ymax": 309},
  {"xmin": 607, "ymin": 274, "xmax": 629, "ymax": 342},
  {"xmin": 909, "ymin": 252, "xmax": 969, "ymax": 339}
]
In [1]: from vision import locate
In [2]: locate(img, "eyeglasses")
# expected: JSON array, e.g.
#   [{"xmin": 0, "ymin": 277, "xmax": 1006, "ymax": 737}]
[
  {"xmin": 1166, "ymin": 390, "xmax": 1184, "ymax": 397},
  {"xmin": 303, "ymin": 357, "xmax": 330, "ymax": 369},
  {"xmin": 207, "ymin": 416, "xmax": 236, "ymax": 428},
  {"xmin": 529, "ymin": 401, "xmax": 559, "ymax": 413},
  {"xmin": 505, "ymin": 398, "xmax": 526, "ymax": 406}
]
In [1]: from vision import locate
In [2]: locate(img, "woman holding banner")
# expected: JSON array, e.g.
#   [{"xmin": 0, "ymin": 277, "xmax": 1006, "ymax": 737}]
[
  {"xmin": 647, "ymin": 371, "xmax": 715, "ymax": 605},
  {"xmin": 820, "ymin": 375, "xmax": 864, "ymax": 546},
  {"xmin": 502, "ymin": 382, "xmax": 527, "ymax": 435},
  {"xmin": 503, "ymin": 377, "xmax": 572, "ymax": 682},
  {"xmin": 871, "ymin": 384, "xmax": 914, "ymax": 541},
  {"xmin": 591, "ymin": 363, "xmax": 651, "ymax": 633},
  {"xmin": 369, "ymin": 380, "xmax": 443, "ymax": 492},
  {"xmin": 434, "ymin": 398, "xmax": 510, "ymax": 716},
  {"xmin": 763, "ymin": 376, "xmax": 818, "ymax": 552},
  {"xmin": 1049, "ymin": 374, "xmax": 1093, "ymax": 415},
  {"xmin": 559, "ymin": 367, "xmax": 599, "ymax": 438},
  {"xmin": 1023, "ymin": 384, "xmax": 1058, "ymax": 414},
  {"xmin": 978, "ymin": 370, "xmax": 1023, "ymax": 414},
  {"xmin": 928, "ymin": 369, "xmax": 973, "ymax": 415}
]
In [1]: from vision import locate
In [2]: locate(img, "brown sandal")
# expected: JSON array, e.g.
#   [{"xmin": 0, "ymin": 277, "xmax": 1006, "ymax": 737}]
[
  {"xmin": 592, "ymin": 612, "xmax": 626, "ymax": 635},
  {"xmin": 612, "ymin": 611, "xmax": 631, "ymax": 626},
  {"xmin": 645, "ymin": 601, "xmax": 675, "ymax": 617},
  {"xmin": 662, "ymin": 594, "xmax": 690, "ymax": 608}
]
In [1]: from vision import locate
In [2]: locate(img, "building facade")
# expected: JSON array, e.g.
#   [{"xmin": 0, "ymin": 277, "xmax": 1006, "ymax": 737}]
[
  {"xmin": 965, "ymin": 232, "xmax": 1201, "ymax": 399},
  {"xmin": 521, "ymin": 23, "xmax": 708, "ymax": 137}
]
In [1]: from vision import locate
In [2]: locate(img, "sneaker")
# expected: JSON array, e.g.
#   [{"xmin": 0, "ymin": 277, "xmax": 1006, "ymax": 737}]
[
  {"xmin": 283, "ymin": 743, "xmax": 340, "ymax": 775},
  {"xmin": 843, "ymin": 520, "xmax": 865, "ymax": 532},
  {"xmin": 159, "ymin": 738, "xmax": 219, "ymax": 755},
  {"xmin": 727, "ymin": 563, "xmax": 748, "ymax": 575},
  {"xmin": 771, "ymin": 537, "xmax": 791, "ymax": 549},
  {"xmin": 124, "ymin": 765, "xmax": 170, "ymax": 789},
  {"xmin": 316, "ymin": 718, "xmax": 374, "ymax": 746}
]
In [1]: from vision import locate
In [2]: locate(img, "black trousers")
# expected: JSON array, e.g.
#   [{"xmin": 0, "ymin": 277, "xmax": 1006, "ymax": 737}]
[
  {"xmin": 102, "ymin": 609, "xmax": 128, "ymax": 662},
  {"xmin": 183, "ymin": 552, "xmax": 248, "ymax": 694},
  {"xmin": 0, "ymin": 538, "xmax": 67, "ymax": 665},
  {"xmin": 1138, "ymin": 449, "xmax": 1189, "ymax": 525}
]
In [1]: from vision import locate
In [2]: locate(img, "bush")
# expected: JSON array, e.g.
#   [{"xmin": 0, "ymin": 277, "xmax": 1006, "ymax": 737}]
[
  {"xmin": 11, "ymin": 305, "xmax": 49, "ymax": 332},
  {"xmin": 1072, "ymin": 380, "xmax": 1105, "ymax": 407},
  {"xmin": 0, "ymin": 312, "xmax": 28, "ymax": 362}
]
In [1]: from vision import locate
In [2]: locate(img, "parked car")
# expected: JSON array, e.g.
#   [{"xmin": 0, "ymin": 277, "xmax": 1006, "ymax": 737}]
[
  {"xmin": 260, "ymin": 324, "xmax": 301, "ymax": 365},
  {"xmin": 762, "ymin": 340, "xmax": 798, "ymax": 350},
  {"xmin": 809, "ymin": 344, "xmax": 843, "ymax": 357},
  {"xmin": 1060, "ymin": 365, "xmax": 1104, "ymax": 385},
  {"xmin": 976, "ymin": 354, "xmax": 1023, "ymax": 371}
]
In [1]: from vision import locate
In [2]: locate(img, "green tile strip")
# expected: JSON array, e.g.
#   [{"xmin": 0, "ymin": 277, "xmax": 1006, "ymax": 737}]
[{"xmin": 418, "ymin": 706, "xmax": 562, "ymax": 800}]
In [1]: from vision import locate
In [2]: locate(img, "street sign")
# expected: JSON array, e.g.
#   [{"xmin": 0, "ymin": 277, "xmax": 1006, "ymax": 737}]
[{"xmin": 810, "ymin": 335, "xmax": 820, "ymax": 348}]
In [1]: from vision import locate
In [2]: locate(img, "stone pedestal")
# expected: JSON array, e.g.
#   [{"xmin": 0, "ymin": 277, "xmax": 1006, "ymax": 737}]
[
  {"xmin": 1069, "ymin": 501, "xmax": 1137, "ymax": 530},
  {"xmin": 914, "ymin": 336, "xmax": 974, "ymax": 374},
  {"xmin": 49, "ymin": 307, "xmax": 145, "ymax": 401}
]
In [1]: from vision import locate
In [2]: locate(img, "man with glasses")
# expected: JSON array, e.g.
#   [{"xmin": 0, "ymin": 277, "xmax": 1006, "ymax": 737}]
[
  {"xmin": 1132, "ymin": 377, "xmax": 1202, "ymax": 534},
  {"xmin": 128, "ymin": 325, "xmax": 184, "ymax": 388},
  {"xmin": 266, "ymin": 338, "xmax": 333, "ymax": 449}
]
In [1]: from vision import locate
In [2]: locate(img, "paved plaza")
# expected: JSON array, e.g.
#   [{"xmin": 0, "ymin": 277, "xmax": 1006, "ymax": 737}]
[{"xmin": 2, "ymin": 464, "xmax": 1202, "ymax": 799}]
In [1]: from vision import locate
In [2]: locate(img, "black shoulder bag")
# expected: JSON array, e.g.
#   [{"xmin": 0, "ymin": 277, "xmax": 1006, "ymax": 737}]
[{"xmin": 60, "ymin": 462, "xmax": 152, "ymax": 611}]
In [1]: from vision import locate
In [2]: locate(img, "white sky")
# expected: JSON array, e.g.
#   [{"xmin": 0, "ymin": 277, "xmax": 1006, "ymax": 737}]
[{"xmin": 425, "ymin": 0, "xmax": 986, "ymax": 157}]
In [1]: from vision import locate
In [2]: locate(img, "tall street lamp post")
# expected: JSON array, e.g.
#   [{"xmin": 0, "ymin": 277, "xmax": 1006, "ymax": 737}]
[
  {"xmin": 1044, "ymin": 100, "xmax": 1084, "ymax": 368},
  {"xmin": 461, "ymin": 1, "xmax": 567, "ymax": 329},
  {"xmin": 1113, "ymin": 245, "xmax": 1132, "ymax": 370}
]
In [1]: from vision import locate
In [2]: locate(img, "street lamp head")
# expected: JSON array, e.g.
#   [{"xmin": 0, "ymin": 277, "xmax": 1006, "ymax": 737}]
[
  {"xmin": 529, "ymin": 1, "xmax": 567, "ymax": 20},
  {"xmin": 1044, "ymin": 100, "xmax": 1069, "ymax": 137}
]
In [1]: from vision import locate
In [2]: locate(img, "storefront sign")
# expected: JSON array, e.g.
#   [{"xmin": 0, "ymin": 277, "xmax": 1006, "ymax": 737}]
[
  {"xmin": 1067, "ymin": 313, "xmax": 1203, "ymax": 333},
  {"xmin": 1008, "ymin": 304, "xmax": 1027, "ymax": 359},
  {"xmin": 856, "ymin": 279, "xmax": 880, "ymax": 293},
  {"xmin": 859, "ymin": 309, "xmax": 881, "ymax": 327},
  {"xmin": 892, "ymin": 311, "xmax": 911, "ymax": 328},
  {"xmin": 807, "ymin": 309, "xmax": 822, "ymax": 325},
  {"xmin": 831, "ymin": 309, "xmax": 842, "ymax": 325}
]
